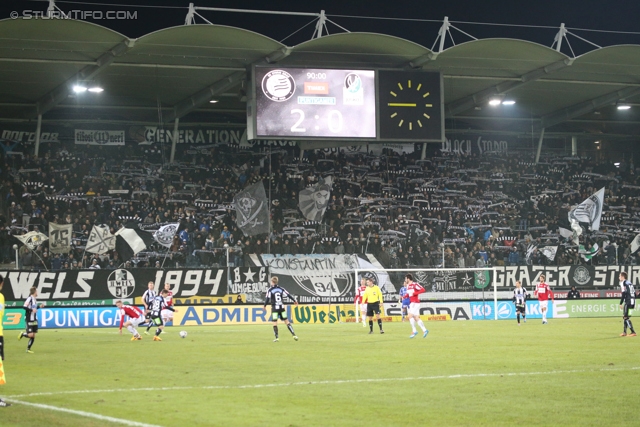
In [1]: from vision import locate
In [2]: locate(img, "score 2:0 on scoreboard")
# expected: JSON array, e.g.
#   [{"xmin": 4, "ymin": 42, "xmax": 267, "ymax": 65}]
[{"xmin": 248, "ymin": 66, "xmax": 443, "ymax": 142}]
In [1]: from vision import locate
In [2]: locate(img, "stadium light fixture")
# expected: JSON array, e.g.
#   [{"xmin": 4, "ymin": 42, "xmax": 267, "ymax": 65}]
[
  {"xmin": 594, "ymin": 140, "xmax": 600, "ymax": 144},
  {"xmin": 502, "ymin": 100, "xmax": 516, "ymax": 105},
  {"xmin": 614, "ymin": 162, "xmax": 621, "ymax": 167},
  {"xmin": 617, "ymin": 104, "xmax": 631, "ymax": 110},
  {"xmin": 488, "ymin": 99, "xmax": 501, "ymax": 106},
  {"xmin": 88, "ymin": 87, "xmax": 104, "ymax": 93},
  {"xmin": 73, "ymin": 85, "xmax": 87, "ymax": 93},
  {"xmin": 209, "ymin": 99, "xmax": 219, "ymax": 104}
]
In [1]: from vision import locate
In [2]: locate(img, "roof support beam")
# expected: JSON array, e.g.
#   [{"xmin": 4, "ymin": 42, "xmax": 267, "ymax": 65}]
[
  {"xmin": 164, "ymin": 71, "xmax": 246, "ymax": 123},
  {"xmin": 537, "ymin": 86, "xmax": 640, "ymax": 130},
  {"xmin": 165, "ymin": 45, "xmax": 293, "ymax": 123},
  {"xmin": 446, "ymin": 58, "xmax": 573, "ymax": 116},
  {"xmin": 29, "ymin": 39, "xmax": 132, "ymax": 119}
]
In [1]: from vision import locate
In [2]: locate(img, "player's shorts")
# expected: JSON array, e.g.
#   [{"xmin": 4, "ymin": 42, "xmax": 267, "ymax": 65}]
[
  {"xmin": 360, "ymin": 303, "xmax": 367, "ymax": 313},
  {"xmin": 271, "ymin": 309, "xmax": 287, "ymax": 321},
  {"xmin": 538, "ymin": 300, "xmax": 548, "ymax": 311},
  {"xmin": 515, "ymin": 303, "xmax": 526, "ymax": 314},
  {"xmin": 26, "ymin": 321, "xmax": 38, "ymax": 334},
  {"xmin": 161, "ymin": 309, "xmax": 174, "ymax": 320},
  {"xmin": 366, "ymin": 302, "xmax": 381, "ymax": 317},
  {"xmin": 623, "ymin": 303, "xmax": 634, "ymax": 318},
  {"xmin": 408, "ymin": 302, "xmax": 421, "ymax": 316},
  {"xmin": 151, "ymin": 316, "xmax": 164, "ymax": 327},
  {"xmin": 129, "ymin": 316, "xmax": 145, "ymax": 328}
]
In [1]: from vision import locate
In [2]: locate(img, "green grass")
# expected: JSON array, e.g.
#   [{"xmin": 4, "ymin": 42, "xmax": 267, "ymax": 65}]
[{"xmin": 1, "ymin": 317, "xmax": 639, "ymax": 427}]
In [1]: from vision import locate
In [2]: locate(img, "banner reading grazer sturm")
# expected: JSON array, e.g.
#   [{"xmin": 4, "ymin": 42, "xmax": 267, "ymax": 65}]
[
  {"xmin": 234, "ymin": 181, "xmax": 270, "ymax": 236},
  {"xmin": 48, "ymin": 223, "xmax": 72, "ymax": 254},
  {"xmin": 0, "ymin": 268, "xmax": 230, "ymax": 302}
]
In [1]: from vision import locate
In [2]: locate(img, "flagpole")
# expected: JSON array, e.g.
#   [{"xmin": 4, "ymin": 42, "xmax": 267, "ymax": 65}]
[
  {"xmin": 25, "ymin": 245, "xmax": 49, "ymax": 271},
  {"xmin": 268, "ymin": 146, "xmax": 272, "ymax": 255},
  {"xmin": 160, "ymin": 244, "xmax": 172, "ymax": 268}
]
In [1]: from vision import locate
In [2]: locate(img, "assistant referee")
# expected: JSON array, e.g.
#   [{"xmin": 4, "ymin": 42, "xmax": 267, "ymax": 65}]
[{"xmin": 362, "ymin": 274, "xmax": 384, "ymax": 334}]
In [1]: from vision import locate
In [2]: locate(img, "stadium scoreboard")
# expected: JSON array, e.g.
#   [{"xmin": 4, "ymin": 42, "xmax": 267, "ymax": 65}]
[{"xmin": 247, "ymin": 67, "xmax": 443, "ymax": 142}]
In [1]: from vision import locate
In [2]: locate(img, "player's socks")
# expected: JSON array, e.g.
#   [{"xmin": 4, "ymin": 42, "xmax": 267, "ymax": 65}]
[
  {"xmin": 27, "ymin": 337, "xmax": 34, "ymax": 350},
  {"xmin": 523, "ymin": 315, "xmax": 526, "ymax": 323},
  {"xmin": 127, "ymin": 325, "xmax": 135, "ymax": 335},
  {"xmin": 146, "ymin": 324, "xmax": 153, "ymax": 332},
  {"xmin": 155, "ymin": 328, "xmax": 162, "ymax": 337},
  {"xmin": 286, "ymin": 324, "xmax": 295, "ymax": 336},
  {"xmin": 517, "ymin": 313, "xmax": 520, "ymax": 324},
  {"xmin": 19, "ymin": 332, "xmax": 26, "ymax": 340},
  {"xmin": 273, "ymin": 325, "xmax": 279, "ymax": 339},
  {"xmin": 377, "ymin": 319, "xmax": 383, "ymax": 330},
  {"xmin": 409, "ymin": 318, "xmax": 417, "ymax": 333},
  {"xmin": 417, "ymin": 319, "xmax": 427, "ymax": 332},
  {"xmin": 369, "ymin": 320, "xmax": 373, "ymax": 332}
]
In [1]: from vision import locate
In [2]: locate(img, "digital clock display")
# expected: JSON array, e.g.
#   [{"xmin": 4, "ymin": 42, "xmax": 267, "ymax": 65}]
[{"xmin": 252, "ymin": 67, "xmax": 376, "ymax": 139}]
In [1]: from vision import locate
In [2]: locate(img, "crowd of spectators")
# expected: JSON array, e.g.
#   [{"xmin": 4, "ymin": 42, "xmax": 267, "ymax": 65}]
[{"xmin": 1, "ymin": 139, "xmax": 639, "ymax": 271}]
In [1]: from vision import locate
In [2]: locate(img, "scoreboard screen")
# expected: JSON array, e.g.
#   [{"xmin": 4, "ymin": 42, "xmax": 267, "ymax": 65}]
[
  {"xmin": 251, "ymin": 67, "xmax": 376, "ymax": 139},
  {"xmin": 248, "ymin": 67, "xmax": 443, "ymax": 142}
]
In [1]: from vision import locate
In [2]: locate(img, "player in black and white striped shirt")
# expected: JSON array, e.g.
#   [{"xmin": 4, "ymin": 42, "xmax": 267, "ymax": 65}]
[
  {"xmin": 142, "ymin": 281, "xmax": 157, "ymax": 335},
  {"xmin": 513, "ymin": 281, "xmax": 528, "ymax": 325},
  {"xmin": 19, "ymin": 287, "xmax": 43, "ymax": 353}
]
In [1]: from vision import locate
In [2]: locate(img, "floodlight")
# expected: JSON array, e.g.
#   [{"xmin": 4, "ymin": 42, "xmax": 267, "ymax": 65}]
[
  {"xmin": 617, "ymin": 104, "xmax": 631, "ymax": 110},
  {"xmin": 88, "ymin": 87, "xmax": 104, "ymax": 93},
  {"xmin": 488, "ymin": 99, "xmax": 501, "ymax": 106},
  {"xmin": 73, "ymin": 85, "xmax": 87, "ymax": 93},
  {"xmin": 502, "ymin": 100, "xmax": 516, "ymax": 105}
]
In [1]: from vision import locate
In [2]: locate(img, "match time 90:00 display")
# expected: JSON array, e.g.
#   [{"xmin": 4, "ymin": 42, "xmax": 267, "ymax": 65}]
[{"xmin": 252, "ymin": 67, "xmax": 377, "ymax": 139}]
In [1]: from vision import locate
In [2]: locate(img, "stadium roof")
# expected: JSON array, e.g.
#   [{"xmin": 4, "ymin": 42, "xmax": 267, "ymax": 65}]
[{"xmin": 1, "ymin": 18, "xmax": 640, "ymax": 141}]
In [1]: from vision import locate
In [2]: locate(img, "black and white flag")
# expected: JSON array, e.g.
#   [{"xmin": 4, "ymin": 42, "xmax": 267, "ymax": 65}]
[
  {"xmin": 408, "ymin": 225, "xmax": 430, "ymax": 245},
  {"xmin": 540, "ymin": 246, "xmax": 558, "ymax": 262},
  {"xmin": 299, "ymin": 176, "xmax": 333, "ymax": 222},
  {"xmin": 569, "ymin": 187, "xmax": 605, "ymax": 239},
  {"xmin": 631, "ymin": 234, "xmax": 640, "ymax": 254},
  {"xmin": 234, "ymin": 181, "xmax": 270, "ymax": 236},
  {"xmin": 86, "ymin": 225, "xmax": 116, "ymax": 254},
  {"xmin": 153, "ymin": 223, "xmax": 180, "ymax": 248},
  {"xmin": 48, "ymin": 223, "xmax": 72, "ymax": 254},
  {"xmin": 115, "ymin": 227, "xmax": 154, "ymax": 261},
  {"xmin": 16, "ymin": 231, "xmax": 48, "ymax": 251}
]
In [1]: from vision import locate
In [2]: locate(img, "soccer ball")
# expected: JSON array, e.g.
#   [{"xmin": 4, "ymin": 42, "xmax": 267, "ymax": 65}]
[{"xmin": 179, "ymin": 331, "xmax": 187, "ymax": 339}]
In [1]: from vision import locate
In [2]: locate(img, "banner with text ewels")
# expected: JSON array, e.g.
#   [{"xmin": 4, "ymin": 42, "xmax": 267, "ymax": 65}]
[{"xmin": 0, "ymin": 269, "xmax": 230, "ymax": 303}]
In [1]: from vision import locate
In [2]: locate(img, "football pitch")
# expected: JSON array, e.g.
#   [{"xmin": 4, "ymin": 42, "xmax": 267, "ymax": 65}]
[{"xmin": 1, "ymin": 317, "xmax": 639, "ymax": 427}]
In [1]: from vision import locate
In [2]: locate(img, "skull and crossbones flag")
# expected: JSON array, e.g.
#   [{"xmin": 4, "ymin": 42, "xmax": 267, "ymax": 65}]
[
  {"xmin": 299, "ymin": 176, "xmax": 333, "ymax": 222},
  {"xmin": 234, "ymin": 181, "xmax": 270, "ymax": 236}
]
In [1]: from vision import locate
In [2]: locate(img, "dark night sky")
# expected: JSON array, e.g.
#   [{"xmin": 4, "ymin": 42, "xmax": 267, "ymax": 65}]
[{"xmin": 2, "ymin": 0, "xmax": 640, "ymax": 55}]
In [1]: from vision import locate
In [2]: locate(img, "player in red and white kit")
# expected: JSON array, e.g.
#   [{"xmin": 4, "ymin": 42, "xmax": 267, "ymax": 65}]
[
  {"xmin": 534, "ymin": 274, "xmax": 554, "ymax": 324},
  {"xmin": 161, "ymin": 283, "xmax": 174, "ymax": 326},
  {"xmin": 115, "ymin": 300, "xmax": 145, "ymax": 340},
  {"xmin": 404, "ymin": 274, "xmax": 429, "ymax": 338},
  {"xmin": 354, "ymin": 276, "xmax": 368, "ymax": 327}
]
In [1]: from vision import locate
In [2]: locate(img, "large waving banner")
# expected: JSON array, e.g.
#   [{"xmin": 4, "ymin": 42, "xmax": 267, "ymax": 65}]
[{"xmin": 253, "ymin": 254, "xmax": 394, "ymax": 303}]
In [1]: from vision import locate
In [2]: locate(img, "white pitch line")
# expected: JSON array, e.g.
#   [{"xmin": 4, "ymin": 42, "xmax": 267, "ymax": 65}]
[
  {"xmin": 7, "ymin": 398, "xmax": 163, "ymax": 427},
  {"xmin": 6, "ymin": 366, "xmax": 640, "ymax": 399}
]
